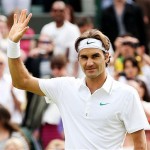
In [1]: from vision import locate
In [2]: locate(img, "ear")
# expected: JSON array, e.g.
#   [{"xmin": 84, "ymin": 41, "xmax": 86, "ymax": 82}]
[{"xmin": 105, "ymin": 52, "xmax": 110, "ymax": 63}]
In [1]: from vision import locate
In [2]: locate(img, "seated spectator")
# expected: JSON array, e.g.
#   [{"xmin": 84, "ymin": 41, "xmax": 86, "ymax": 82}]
[{"xmin": 0, "ymin": 104, "xmax": 29, "ymax": 150}]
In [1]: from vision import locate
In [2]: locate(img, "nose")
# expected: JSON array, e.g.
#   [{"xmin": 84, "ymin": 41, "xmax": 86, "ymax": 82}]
[{"xmin": 86, "ymin": 58, "xmax": 94, "ymax": 67}]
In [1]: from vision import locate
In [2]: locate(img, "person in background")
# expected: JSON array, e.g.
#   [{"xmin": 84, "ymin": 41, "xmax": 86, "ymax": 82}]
[
  {"xmin": 76, "ymin": 17, "xmax": 94, "ymax": 35},
  {"xmin": 0, "ymin": 51, "xmax": 26, "ymax": 124},
  {"xmin": 112, "ymin": 35, "xmax": 140, "ymax": 75},
  {"xmin": 41, "ymin": 1, "xmax": 80, "ymax": 76},
  {"xmin": 0, "ymin": 104, "xmax": 29, "ymax": 150},
  {"xmin": 7, "ymin": 10, "xmax": 149, "ymax": 149},
  {"xmin": 118, "ymin": 57, "xmax": 144, "ymax": 82},
  {"xmin": 100, "ymin": 0, "xmax": 148, "ymax": 53},
  {"xmin": 22, "ymin": 34, "xmax": 54, "ymax": 127}
]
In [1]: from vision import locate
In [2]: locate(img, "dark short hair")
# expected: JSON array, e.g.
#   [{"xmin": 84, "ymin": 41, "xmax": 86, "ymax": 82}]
[
  {"xmin": 123, "ymin": 57, "xmax": 141, "ymax": 73},
  {"xmin": 51, "ymin": 54, "xmax": 68, "ymax": 69}
]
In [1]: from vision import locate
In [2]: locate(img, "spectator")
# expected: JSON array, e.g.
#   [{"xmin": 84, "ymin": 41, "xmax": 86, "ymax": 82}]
[
  {"xmin": 0, "ymin": 51, "xmax": 26, "ymax": 124},
  {"xmin": 76, "ymin": 17, "xmax": 94, "ymax": 34},
  {"xmin": 22, "ymin": 34, "xmax": 54, "ymax": 127},
  {"xmin": 41, "ymin": 1, "xmax": 80, "ymax": 76},
  {"xmin": 100, "ymin": 0, "xmax": 148, "ymax": 53},
  {"xmin": 118, "ymin": 57, "xmax": 147, "ymax": 84},
  {"xmin": 112, "ymin": 35, "xmax": 140, "ymax": 74},
  {"xmin": 0, "ymin": 104, "xmax": 29, "ymax": 150}
]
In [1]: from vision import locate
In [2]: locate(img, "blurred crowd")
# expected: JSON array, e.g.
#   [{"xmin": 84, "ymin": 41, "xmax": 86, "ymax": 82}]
[{"xmin": 0, "ymin": 0, "xmax": 150, "ymax": 150}]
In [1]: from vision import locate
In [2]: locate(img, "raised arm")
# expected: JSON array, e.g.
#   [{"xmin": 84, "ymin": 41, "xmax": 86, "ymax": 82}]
[{"xmin": 8, "ymin": 9, "xmax": 44, "ymax": 96}]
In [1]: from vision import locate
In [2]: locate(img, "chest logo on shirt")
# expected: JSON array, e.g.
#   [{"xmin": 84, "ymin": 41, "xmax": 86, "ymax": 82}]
[{"xmin": 99, "ymin": 102, "xmax": 109, "ymax": 106}]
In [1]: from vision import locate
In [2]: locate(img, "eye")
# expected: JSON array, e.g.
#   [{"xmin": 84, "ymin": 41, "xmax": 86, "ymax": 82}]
[
  {"xmin": 92, "ymin": 54, "xmax": 100, "ymax": 59},
  {"xmin": 79, "ymin": 55, "xmax": 88, "ymax": 60}
]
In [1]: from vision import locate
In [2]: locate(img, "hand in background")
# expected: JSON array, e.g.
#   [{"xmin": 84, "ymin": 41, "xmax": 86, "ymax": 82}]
[{"xmin": 8, "ymin": 9, "xmax": 32, "ymax": 43}]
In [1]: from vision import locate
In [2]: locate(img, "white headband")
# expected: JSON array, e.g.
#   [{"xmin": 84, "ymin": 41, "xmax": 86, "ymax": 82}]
[{"xmin": 78, "ymin": 38, "xmax": 108, "ymax": 52}]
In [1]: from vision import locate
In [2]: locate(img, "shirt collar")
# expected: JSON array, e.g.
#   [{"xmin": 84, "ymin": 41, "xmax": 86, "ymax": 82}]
[{"xmin": 79, "ymin": 75, "xmax": 114, "ymax": 94}]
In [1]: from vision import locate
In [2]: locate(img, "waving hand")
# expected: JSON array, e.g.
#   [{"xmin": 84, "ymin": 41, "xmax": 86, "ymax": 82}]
[{"xmin": 8, "ymin": 9, "xmax": 32, "ymax": 43}]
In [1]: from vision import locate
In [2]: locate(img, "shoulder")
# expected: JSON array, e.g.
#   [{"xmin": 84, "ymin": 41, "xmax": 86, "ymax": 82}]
[
  {"xmin": 65, "ymin": 21, "xmax": 79, "ymax": 30},
  {"xmin": 39, "ymin": 76, "xmax": 82, "ymax": 87},
  {"xmin": 113, "ymin": 79, "xmax": 138, "ymax": 96},
  {"xmin": 41, "ymin": 22, "xmax": 55, "ymax": 31}
]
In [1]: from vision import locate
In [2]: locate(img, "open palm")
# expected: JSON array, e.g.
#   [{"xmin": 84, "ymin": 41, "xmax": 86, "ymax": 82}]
[{"xmin": 8, "ymin": 9, "xmax": 32, "ymax": 43}]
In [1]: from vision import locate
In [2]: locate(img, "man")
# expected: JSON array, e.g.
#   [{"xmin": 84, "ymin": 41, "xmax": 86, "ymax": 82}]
[
  {"xmin": 41, "ymin": 1, "xmax": 80, "ymax": 76},
  {"xmin": 7, "ymin": 10, "xmax": 149, "ymax": 149},
  {"xmin": 100, "ymin": 0, "xmax": 148, "ymax": 53}
]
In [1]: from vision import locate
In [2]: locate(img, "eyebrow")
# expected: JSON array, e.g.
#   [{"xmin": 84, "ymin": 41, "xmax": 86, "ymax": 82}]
[{"xmin": 79, "ymin": 53, "xmax": 100, "ymax": 57}]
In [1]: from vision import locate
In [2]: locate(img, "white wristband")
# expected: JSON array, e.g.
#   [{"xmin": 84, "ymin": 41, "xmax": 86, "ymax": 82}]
[{"xmin": 7, "ymin": 39, "xmax": 21, "ymax": 58}]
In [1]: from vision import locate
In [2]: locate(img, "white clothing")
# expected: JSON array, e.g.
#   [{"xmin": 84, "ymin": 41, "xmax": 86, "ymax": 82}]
[
  {"xmin": 41, "ymin": 21, "xmax": 80, "ymax": 74},
  {"xmin": 0, "ymin": 74, "xmax": 26, "ymax": 124},
  {"xmin": 42, "ymin": 103, "xmax": 61, "ymax": 125},
  {"xmin": 1, "ymin": 0, "xmax": 31, "ymax": 15},
  {"xmin": 39, "ymin": 75, "xmax": 149, "ymax": 149}
]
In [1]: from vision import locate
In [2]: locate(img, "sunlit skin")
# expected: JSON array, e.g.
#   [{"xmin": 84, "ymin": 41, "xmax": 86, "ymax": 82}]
[{"xmin": 78, "ymin": 48, "xmax": 109, "ymax": 93}]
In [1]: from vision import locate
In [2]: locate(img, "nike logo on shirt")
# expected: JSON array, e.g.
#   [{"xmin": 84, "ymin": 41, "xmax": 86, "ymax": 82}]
[{"xmin": 99, "ymin": 102, "xmax": 109, "ymax": 106}]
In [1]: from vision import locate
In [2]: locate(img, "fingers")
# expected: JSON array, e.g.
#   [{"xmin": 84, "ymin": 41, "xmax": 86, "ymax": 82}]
[
  {"xmin": 13, "ymin": 14, "xmax": 18, "ymax": 24},
  {"xmin": 24, "ymin": 13, "xmax": 32, "ymax": 27},
  {"xmin": 18, "ymin": 9, "xmax": 27, "ymax": 23}
]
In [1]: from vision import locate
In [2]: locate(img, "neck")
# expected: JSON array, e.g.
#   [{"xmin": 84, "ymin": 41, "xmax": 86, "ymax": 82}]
[
  {"xmin": 56, "ymin": 21, "xmax": 64, "ymax": 28},
  {"xmin": 86, "ymin": 72, "xmax": 107, "ymax": 94}
]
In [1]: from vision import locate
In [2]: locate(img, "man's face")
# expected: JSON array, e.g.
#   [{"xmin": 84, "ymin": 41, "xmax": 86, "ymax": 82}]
[
  {"xmin": 51, "ymin": 3, "xmax": 66, "ymax": 23},
  {"xmin": 78, "ymin": 48, "xmax": 107, "ymax": 79}
]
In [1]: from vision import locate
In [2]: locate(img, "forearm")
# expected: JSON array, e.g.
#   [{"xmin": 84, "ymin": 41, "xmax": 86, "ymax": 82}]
[
  {"xmin": 134, "ymin": 143, "xmax": 147, "ymax": 150},
  {"xmin": 8, "ymin": 58, "xmax": 32, "ymax": 89},
  {"xmin": 132, "ymin": 130, "xmax": 147, "ymax": 150}
]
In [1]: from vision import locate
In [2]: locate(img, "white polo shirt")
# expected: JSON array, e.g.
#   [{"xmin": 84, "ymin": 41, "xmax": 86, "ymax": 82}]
[{"xmin": 39, "ymin": 75, "xmax": 149, "ymax": 149}]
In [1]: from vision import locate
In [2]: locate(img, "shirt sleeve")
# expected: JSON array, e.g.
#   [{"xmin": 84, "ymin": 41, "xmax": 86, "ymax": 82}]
[
  {"xmin": 122, "ymin": 88, "xmax": 149, "ymax": 133},
  {"xmin": 38, "ymin": 77, "xmax": 65, "ymax": 104}
]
